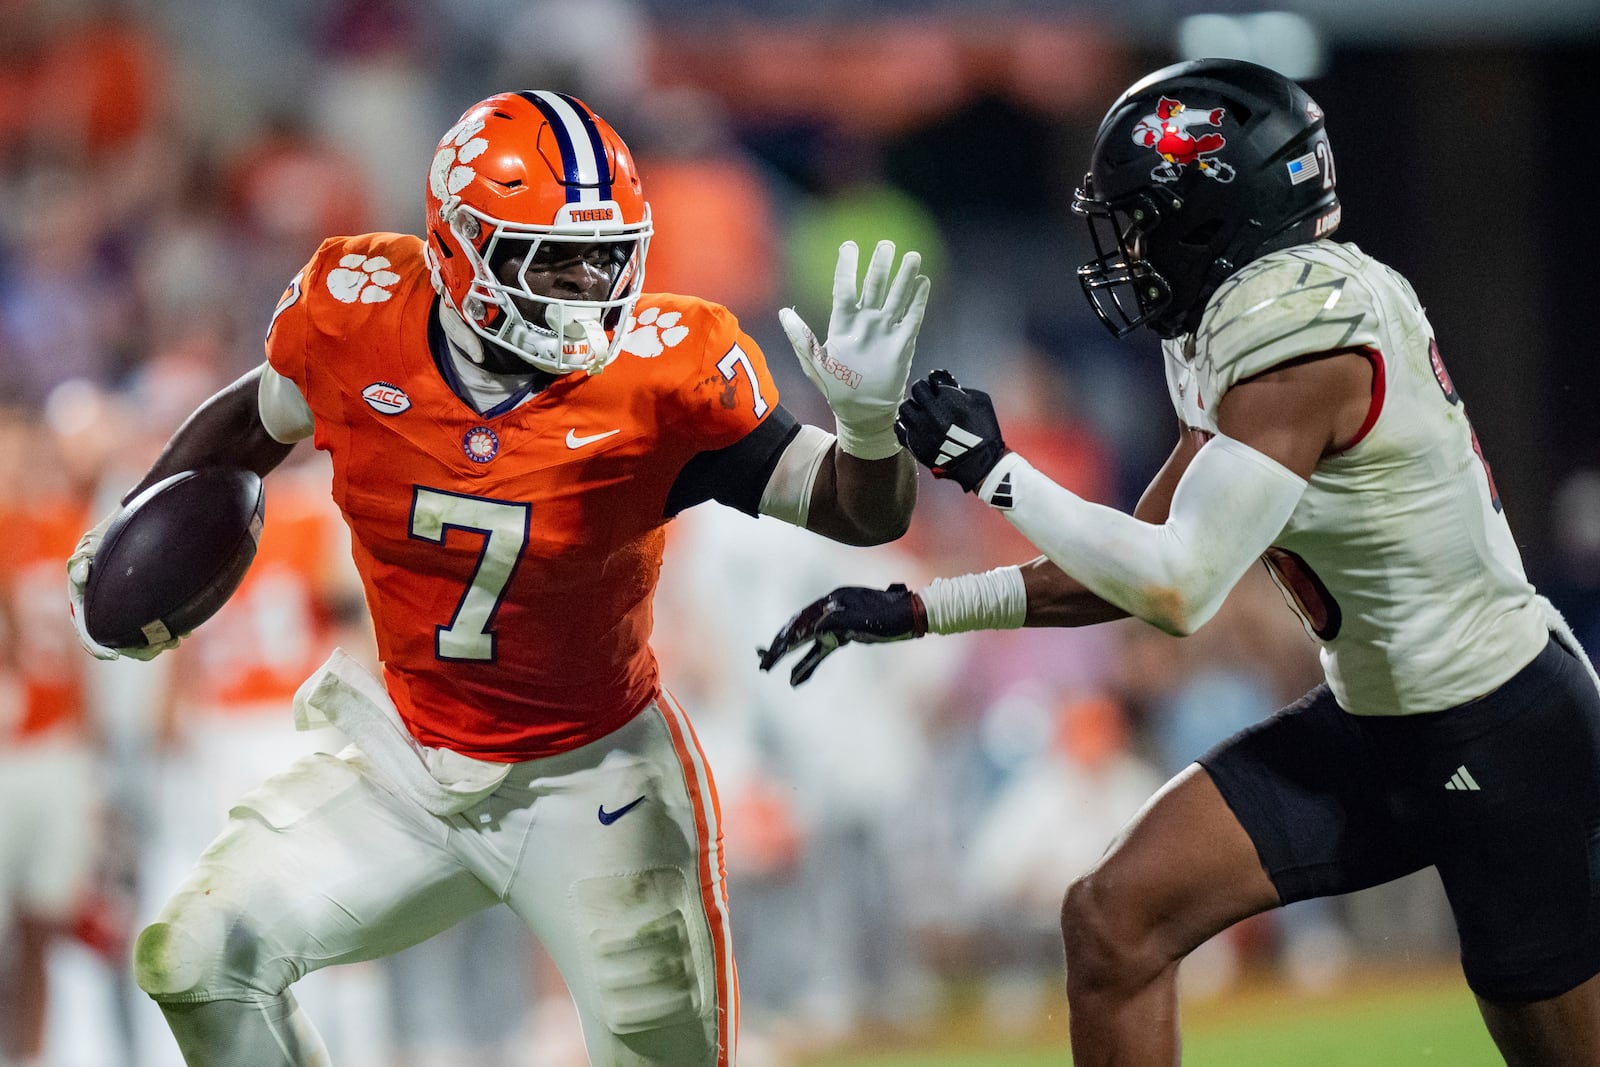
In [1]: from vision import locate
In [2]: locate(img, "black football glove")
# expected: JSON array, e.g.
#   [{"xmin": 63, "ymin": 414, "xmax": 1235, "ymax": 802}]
[
  {"xmin": 757, "ymin": 583, "xmax": 927, "ymax": 686},
  {"xmin": 894, "ymin": 369, "xmax": 1008, "ymax": 493}
]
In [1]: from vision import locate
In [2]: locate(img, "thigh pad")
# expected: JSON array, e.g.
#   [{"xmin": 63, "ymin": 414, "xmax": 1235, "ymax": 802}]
[{"xmin": 572, "ymin": 867, "xmax": 709, "ymax": 1036}]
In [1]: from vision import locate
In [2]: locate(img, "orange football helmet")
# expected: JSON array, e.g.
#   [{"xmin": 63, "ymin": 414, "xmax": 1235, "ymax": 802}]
[{"xmin": 424, "ymin": 90, "xmax": 652, "ymax": 374}]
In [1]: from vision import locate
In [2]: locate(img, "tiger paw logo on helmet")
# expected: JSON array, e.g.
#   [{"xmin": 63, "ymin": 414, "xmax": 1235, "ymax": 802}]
[
  {"xmin": 619, "ymin": 306, "xmax": 690, "ymax": 358},
  {"xmin": 328, "ymin": 255, "xmax": 400, "ymax": 304},
  {"xmin": 1133, "ymin": 98, "xmax": 1236, "ymax": 184},
  {"xmin": 430, "ymin": 117, "xmax": 488, "ymax": 206}
]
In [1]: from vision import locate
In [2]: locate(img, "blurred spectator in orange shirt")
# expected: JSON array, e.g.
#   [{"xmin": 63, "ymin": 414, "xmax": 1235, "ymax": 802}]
[
  {"xmin": 0, "ymin": 394, "xmax": 123, "ymax": 1066},
  {"xmin": 0, "ymin": 0, "xmax": 168, "ymax": 169},
  {"xmin": 224, "ymin": 116, "xmax": 372, "ymax": 249}
]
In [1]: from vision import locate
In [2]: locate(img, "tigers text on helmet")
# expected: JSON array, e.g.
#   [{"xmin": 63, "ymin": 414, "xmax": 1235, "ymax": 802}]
[
  {"xmin": 425, "ymin": 90, "xmax": 652, "ymax": 374},
  {"xmin": 1072, "ymin": 58, "xmax": 1341, "ymax": 340}
]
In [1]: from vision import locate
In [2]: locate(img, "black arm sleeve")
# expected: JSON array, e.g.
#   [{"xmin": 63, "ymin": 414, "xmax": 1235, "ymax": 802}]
[{"xmin": 664, "ymin": 405, "xmax": 803, "ymax": 518}]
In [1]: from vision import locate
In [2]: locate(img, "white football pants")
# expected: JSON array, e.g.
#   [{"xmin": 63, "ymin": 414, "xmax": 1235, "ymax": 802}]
[{"xmin": 132, "ymin": 692, "xmax": 737, "ymax": 1067}]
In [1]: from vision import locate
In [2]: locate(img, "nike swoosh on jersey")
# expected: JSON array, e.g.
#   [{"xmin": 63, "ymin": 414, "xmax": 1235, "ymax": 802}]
[
  {"xmin": 567, "ymin": 428, "xmax": 622, "ymax": 449},
  {"xmin": 597, "ymin": 796, "xmax": 647, "ymax": 825}
]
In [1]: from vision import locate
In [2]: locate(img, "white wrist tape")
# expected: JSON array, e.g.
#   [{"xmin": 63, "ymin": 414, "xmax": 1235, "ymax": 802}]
[
  {"xmin": 918, "ymin": 566, "xmax": 1027, "ymax": 634},
  {"xmin": 982, "ymin": 436, "xmax": 1306, "ymax": 635}
]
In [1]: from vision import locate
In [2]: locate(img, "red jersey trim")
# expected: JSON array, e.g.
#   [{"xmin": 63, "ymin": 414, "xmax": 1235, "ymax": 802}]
[{"xmin": 1335, "ymin": 345, "xmax": 1386, "ymax": 454}]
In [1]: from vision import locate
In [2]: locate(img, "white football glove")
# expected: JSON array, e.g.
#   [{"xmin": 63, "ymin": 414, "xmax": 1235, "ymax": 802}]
[
  {"xmin": 780, "ymin": 239, "xmax": 931, "ymax": 460},
  {"xmin": 66, "ymin": 511, "xmax": 181, "ymax": 662}
]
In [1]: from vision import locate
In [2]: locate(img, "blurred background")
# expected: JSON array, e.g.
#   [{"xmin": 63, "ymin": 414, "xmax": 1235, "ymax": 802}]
[{"xmin": 1, "ymin": 0, "xmax": 1598, "ymax": 1065}]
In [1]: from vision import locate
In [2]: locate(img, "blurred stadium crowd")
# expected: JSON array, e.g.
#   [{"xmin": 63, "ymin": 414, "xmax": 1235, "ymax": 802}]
[{"xmin": 3, "ymin": 1, "xmax": 1600, "ymax": 1065}]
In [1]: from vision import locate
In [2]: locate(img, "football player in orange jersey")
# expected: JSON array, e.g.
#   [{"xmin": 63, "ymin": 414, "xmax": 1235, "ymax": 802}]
[
  {"xmin": 65, "ymin": 90, "xmax": 929, "ymax": 1067},
  {"xmin": 0, "ymin": 408, "xmax": 107, "ymax": 1067}
]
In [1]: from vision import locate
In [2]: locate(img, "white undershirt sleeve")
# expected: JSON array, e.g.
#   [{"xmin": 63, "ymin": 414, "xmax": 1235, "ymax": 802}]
[
  {"xmin": 757, "ymin": 423, "xmax": 834, "ymax": 528},
  {"xmin": 257, "ymin": 364, "xmax": 315, "ymax": 444},
  {"xmin": 978, "ymin": 435, "xmax": 1308, "ymax": 635}
]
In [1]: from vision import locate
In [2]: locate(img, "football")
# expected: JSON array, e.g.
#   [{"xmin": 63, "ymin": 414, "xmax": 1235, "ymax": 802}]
[{"xmin": 83, "ymin": 467, "xmax": 265, "ymax": 650}]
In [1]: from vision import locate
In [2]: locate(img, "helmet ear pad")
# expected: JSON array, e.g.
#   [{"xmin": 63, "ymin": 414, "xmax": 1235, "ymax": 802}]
[
  {"xmin": 427, "ymin": 214, "xmax": 501, "ymax": 327},
  {"xmin": 1138, "ymin": 178, "xmax": 1267, "ymax": 338}
]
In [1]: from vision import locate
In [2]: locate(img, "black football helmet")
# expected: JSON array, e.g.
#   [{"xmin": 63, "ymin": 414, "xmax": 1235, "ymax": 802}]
[{"xmin": 1072, "ymin": 58, "xmax": 1342, "ymax": 339}]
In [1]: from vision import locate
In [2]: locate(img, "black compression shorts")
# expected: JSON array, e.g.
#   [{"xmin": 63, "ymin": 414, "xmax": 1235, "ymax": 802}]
[{"xmin": 1200, "ymin": 635, "xmax": 1600, "ymax": 1002}]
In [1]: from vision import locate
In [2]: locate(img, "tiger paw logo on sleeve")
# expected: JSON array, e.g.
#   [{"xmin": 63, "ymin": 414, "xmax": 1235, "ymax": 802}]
[
  {"xmin": 327, "ymin": 255, "xmax": 401, "ymax": 304},
  {"xmin": 619, "ymin": 306, "xmax": 691, "ymax": 358}
]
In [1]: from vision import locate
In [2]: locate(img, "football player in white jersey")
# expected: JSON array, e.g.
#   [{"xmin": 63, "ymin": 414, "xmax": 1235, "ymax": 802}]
[{"xmin": 759, "ymin": 58, "xmax": 1600, "ymax": 1065}]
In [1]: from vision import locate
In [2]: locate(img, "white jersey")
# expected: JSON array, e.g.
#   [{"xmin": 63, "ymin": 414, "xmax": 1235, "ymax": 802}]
[{"xmin": 1163, "ymin": 240, "xmax": 1547, "ymax": 715}]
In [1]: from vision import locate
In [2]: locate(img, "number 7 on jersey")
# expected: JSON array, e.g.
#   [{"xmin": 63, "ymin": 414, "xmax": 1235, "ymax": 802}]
[
  {"xmin": 717, "ymin": 344, "xmax": 770, "ymax": 418},
  {"xmin": 410, "ymin": 487, "xmax": 530, "ymax": 661}
]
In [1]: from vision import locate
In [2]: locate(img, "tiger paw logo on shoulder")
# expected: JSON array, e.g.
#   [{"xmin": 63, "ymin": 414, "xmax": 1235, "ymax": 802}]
[
  {"xmin": 328, "ymin": 255, "xmax": 400, "ymax": 304},
  {"xmin": 619, "ymin": 306, "xmax": 691, "ymax": 358}
]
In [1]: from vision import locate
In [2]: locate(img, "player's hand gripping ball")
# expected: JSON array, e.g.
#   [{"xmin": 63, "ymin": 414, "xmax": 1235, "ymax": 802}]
[{"xmin": 74, "ymin": 468, "xmax": 265, "ymax": 656}]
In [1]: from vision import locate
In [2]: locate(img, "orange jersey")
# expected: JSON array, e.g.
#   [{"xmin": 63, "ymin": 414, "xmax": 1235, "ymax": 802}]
[
  {"xmin": 0, "ymin": 497, "xmax": 89, "ymax": 740},
  {"xmin": 266, "ymin": 233, "xmax": 780, "ymax": 760}
]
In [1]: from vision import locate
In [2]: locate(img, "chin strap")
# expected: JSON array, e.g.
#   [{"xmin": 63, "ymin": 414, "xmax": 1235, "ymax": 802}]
[
  {"xmin": 437, "ymin": 299, "xmax": 489, "ymax": 365},
  {"xmin": 494, "ymin": 304, "xmax": 616, "ymax": 375},
  {"xmin": 572, "ymin": 315, "xmax": 612, "ymax": 375}
]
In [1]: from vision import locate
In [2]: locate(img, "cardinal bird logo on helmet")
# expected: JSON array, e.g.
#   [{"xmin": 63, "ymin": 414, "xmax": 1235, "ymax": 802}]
[{"xmin": 1131, "ymin": 98, "xmax": 1236, "ymax": 184}]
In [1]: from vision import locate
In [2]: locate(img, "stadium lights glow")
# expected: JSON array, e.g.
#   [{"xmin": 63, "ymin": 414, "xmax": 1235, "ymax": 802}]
[{"xmin": 1177, "ymin": 12, "xmax": 1327, "ymax": 80}]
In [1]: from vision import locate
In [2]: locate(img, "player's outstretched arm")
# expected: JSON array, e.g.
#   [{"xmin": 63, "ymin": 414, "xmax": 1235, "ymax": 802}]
[
  {"xmin": 67, "ymin": 366, "xmax": 297, "ymax": 661},
  {"xmin": 780, "ymin": 240, "xmax": 929, "ymax": 546},
  {"xmin": 781, "ymin": 239, "xmax": 930, "ymax": 461},
  {"xmin": 757, "ymin": 420, "xmax": 1216, "ymax": 685},
  {"xmin": 760, "ymin": 355, "xmax": 1351, "ymax": 682},
  {"xmin": 802, "ymin": 448, "xmax": 917, "ymax": 546},
  {"xmin": 756, "ymin": 559, "xmax": 1134, "ymax": 686},
  {"xmin": 897, "ymin": 367, "xmax": 1328, "ymax": 636},
  {"xmin": 758, "ymin": 584, "xmax": 926, "ymax": 686}
]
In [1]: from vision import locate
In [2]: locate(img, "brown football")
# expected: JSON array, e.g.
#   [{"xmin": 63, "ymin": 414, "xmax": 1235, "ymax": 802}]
[{"xmin": 83, "ymin": 467, "xmax": 265, "ymax": 650}]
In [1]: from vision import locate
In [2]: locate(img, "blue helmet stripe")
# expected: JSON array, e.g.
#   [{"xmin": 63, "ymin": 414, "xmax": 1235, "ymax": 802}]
[
  {"xmin": 519, "ymin": 90, "xmax": 612, "ymax": 202},
  {"xmin": 555, "ymin": 92, "xmax": 612, "ymax": 199}
]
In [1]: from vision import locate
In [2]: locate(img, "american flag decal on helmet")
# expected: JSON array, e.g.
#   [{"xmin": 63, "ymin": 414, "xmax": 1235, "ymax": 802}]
[{"xmin": 520, "ymin": 90, "xmax": 612, "ymax": 202}]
